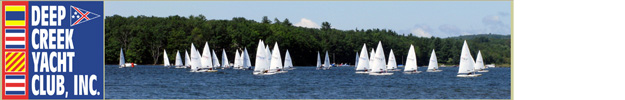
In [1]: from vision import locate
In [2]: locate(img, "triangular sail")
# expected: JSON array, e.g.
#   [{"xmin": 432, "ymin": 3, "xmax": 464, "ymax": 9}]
[
  {"xmin": 254, "ymin": 40, "xmax": 268, "ymax": 72},
  {"xmin": 316, "ymin": 52, "xmax": 321, "ymax": 68},
  {"xmin": 212, "ymin": 50, "xmax": 220, "ymax": 67},
  {"xmin": 387, "ymin": 49, "xmax": 397, "ymax": 70},
  {"xmin": 185, "ymin": 50, "xmax": 191, "ymax": 67},
  {"xmin": 404, "ymin": 45, "xmax": 418, "ymax": 72},
  {"xmin": 324, "ymin": 51, "xmax": 330, "ymax": 68},
  {"xmin": 369, "ymin": 48, "xmax": 375, "ymax": 70},
  {"xmin": 458, "ymin": 40, "xmax": 475, "ymax": 74},
  {"xmin": 234, "ymin": 50, "xmax": 241, "ymax": 68},
  {"xmin": 427, "ymin": 49, "xmax": 438, "ymax": 70},
  {"xmin": 243, "ymin": 48, "xmax": 251, "ymax": 68},
  {"xmin": 284, "ymin": 50, "xmax": 293, "ymax": 68},
  {"xmin": 201, "ymin": 42, "xmax": 212, "ymax": 69},
  {"xmin": 356, "ymin": 44, "xmax": 369, "ymax": 71},
  {"xmin": 371, "ymin": 41, "xmax": 386, "ymax": 73},
  {"xmin": 222, "ymin": 49, "xmax": 229, "ymax": 68},
  {"xmin": 355, "ymin": 52, "xmax": 359, "ymax": 67},
  {"xmin": 190, "ymin": 43, "xmax": 202, "ymax": 71},
  {"xmin": 119, "ymin": 48, "xmax": 125, "ymax": 66},
  {"xmin": 175, "ymin": 51, "xmax": 183, "ymax": 66},
  {"xmin": 270, "ymin": 42, "xmax": 282, "ymax": 71},
  {"xmin": 163, "ymin": 50, "xmax": 170, "ymax": 66},
  {"xmin": 474, "ymin": 51, "xmax": 485, "ymax": 70}
]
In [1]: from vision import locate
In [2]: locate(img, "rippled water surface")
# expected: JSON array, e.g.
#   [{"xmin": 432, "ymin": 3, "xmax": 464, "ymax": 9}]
[{"xmin": 105, "ymin": 65, "xmax": 510, "ymax": 99}]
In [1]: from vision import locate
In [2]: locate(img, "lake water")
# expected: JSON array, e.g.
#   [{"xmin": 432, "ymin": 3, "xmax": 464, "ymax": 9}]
[{"xmin": 105, "ymin": 65, "xmax": 510, "ymax": 99}]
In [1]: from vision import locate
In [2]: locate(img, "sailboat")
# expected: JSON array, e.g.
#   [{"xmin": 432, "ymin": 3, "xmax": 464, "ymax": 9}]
[
  {"xmin": 426, "ymin": 49, "xmax": 442, "ymax": 72},
  {"xmin": 234, "ymin": 50, "xmax": 242, "ymax": 69},
  {"xmin": 212, "ymin": 50, "xmax": 220, "ymax": 68},
  {"xmin": 369, "ymin": 41, "xmax": 393, "ymax": 75},
  {"xmin": 174, "ymin": 50, "xmax": 184, "ymax": 68},
  {"xmin": 316, "ymin": 51, "xmax": 322, "ymax": 70},
  {"xmin": 355, "ymin": 44, "xmax": 369, "ymax": 74},
  {"xmin": 355, "ymin": 52, "xmax": 359, "ymax": 67},
  {"xmin": 269, "ymin": 42, "xmax": 285, "ymax": 73},
  {"xmin": 387, "ymin": 49, "xmax": 399, "ymax": 71},
  {"xmin": 474, "ymin": 50, "xmax": 489, "ymax": 72},
  {"xmin": 198, "ymin": 42, "xmax": 217, "ymax": 72},
  {"xmin": 243, "ymin": 48, "xmax": 251, "ymax": 70},
  {"xmin": 265, "ymin": 45, "xmax": 271, "ymax": 70},
  {"xmin": 323, "ymin": 51, "xmax": 331, "ymax": 70},
  {"xmin": 369, "ymin": 48, "xmax": 375, "ymax": 71},
  {"xmin": 222, "ymin": 49, "xmax": 230, "ymax": 69},
  {"xmin": 184, "ymin": 50, "xmax": 191, "ymax": 68},
  {"xmin": 253, "ymin": 40, "xmax": 273, "ymax": 75},
  {"xmin": 163, "ymin": 50, "xmax": 171, "ymax": 67},
  {"xmin": 457, "ymin": 40, "xmax": 481, "ymax": 77},
  {"xmin": 190, "ymin": 43, "xmax": 203, "ymax": 72},
  {"xmin": 403, "ymin": 44, "xmax": 421, "ymax": 74},
  {"xmin": 284, "ymin": 50, "xmax": 294, "ymax": 70},
  {"xmin": 119, "ymin": 48, "xmax": 134, "ymax": 68}
]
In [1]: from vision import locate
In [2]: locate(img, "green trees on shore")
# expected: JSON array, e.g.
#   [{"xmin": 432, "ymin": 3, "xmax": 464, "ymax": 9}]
[{"xmin": 105, "ymin": 15, "xmax": 510, "ymax": 66}]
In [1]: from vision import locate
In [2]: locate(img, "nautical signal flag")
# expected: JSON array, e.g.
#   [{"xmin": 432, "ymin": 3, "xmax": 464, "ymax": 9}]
[
  {"xmin": 4, "ymin": 5, "xmax": 26, "ymax": 26},
  {"xmin": 4, "ymin": 29, "xmax": 26, "ymax": 49},
  {"xmin": 4, "ymin": 75, "xmax": 26, "ymax": 95},
  {"xmin": 4, "ymin": 52, "xmax": 26, "ymax": 72},
  {"xmin": 70, "ymin": 5, "xmax": 100, "ymax": 26}
]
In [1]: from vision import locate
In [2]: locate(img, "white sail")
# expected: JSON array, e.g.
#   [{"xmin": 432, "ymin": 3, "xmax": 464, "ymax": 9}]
[
  {"xmin": 458, "ymin": 40, "xmax": 475, "ymax": 74},
  {"xmin": 185, "ymin": 50, "xmax": 191, "ymax": 67},
  {"xmin": 175, "ymin": 51, "xmax": 183, "ymax": 66},
  {"xmin": 254, "ymin": 40, "xmax": 268, "ymax": 72},
  {"xmin": 324, "ymin": 51, "xmax": 331, "ymax": 68},
  {"xmin": 190, "ymin": 43, "xmax": 202, "ymax": 71},
  {"xmin": 163, "ymin": 50, "xmax": 170, "ymax": 66},
  {"xmin": 119, "ymin": 48, "xmax": 125, "ymax": 67},
  {"xmin": 355, "ymin": 52, "xmax": 359, "ymax": 67},
  {"xmin": 269, "ymin": 42, "xmax": 282, "ymax": 71},
  {"xmin": 404, "ymin": 45, "xmax": 418, "ymax": 72},
  {"xmin": 212, "ymin": 50, "xmax": 220, "ymax": 67},
  {"xmin": 371, "ymin": 41, "xmax": 386, "ymax": 73},
  {"xmin": 222, "ymin": 49, "xmax": 229, "ymax": 68},
  {"xmin": 356, "ymin": 44, "xmax": 369, "ymax": 71},
  {"xmin": 234, "ymin": 50, "xmax": 242, "ymax": 68},
  {"xmin": 264, "ymin": 45, "xmax": 270, "ymax": 69},
  {"xmin": 427, "ymin": 49, "xmax": 439, "ymax": 70},
  {"xmin": 201, "ymin": 42, "xmax": 212, "ymax": 69},
  {"xmin": 284, "ymin": 50, "xmax": 293, "ymax": 68},
  {"xmin": 316, "ymin": 52, "xmax": 321, "ymax": 68},
  {"xmin": 474, "ymin": 50, "xmax": 485, "ymax": 70},
  {"xmin": 369, "ymin": 48, "xmax": 375, "ymax": 70},
  {"xmin": 243, "ymin": 48, "xmax": 251, "ymax": 68},
  {"xmin": 387, "ymin": 49, "xmax": 397, "ymax": 70}
]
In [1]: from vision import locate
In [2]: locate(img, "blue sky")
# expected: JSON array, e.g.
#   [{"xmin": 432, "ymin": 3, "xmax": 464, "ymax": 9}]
[{"xmin": 105, "ymin": 1, "xmax": 511, "ymax": 37}]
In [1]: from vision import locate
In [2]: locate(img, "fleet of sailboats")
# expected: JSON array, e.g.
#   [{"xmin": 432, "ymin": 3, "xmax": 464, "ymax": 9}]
[{"xmin": 118, "ymin": 39, "xmax": 493, "ymax": 77}]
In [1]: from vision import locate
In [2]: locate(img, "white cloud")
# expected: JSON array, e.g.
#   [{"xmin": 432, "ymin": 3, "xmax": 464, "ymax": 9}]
[
  {"xmin": 410, "ymin": 25, "xmax": 433, "ymax": 37},
  {"xmin": 294, "ymin": 18, "xmax": 320, "ymax": 28}
]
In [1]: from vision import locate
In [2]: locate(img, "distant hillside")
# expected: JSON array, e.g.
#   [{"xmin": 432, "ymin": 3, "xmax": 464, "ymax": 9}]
[{"xmin": 448, "ymin": 34, "xmax": 511, "ymax": 39}]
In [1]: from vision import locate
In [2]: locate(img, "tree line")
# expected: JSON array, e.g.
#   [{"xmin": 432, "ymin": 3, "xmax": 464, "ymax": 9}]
[{"xmin": 105, "ymin": 15, "xmax": 511, "ymax": 67}]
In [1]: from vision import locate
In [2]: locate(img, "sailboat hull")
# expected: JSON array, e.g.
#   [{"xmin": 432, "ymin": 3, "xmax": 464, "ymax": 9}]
[
  {"xmin": 369, "ymin": 72, "xmax": 394, "ymax": 75},
  {"xmin": 456, "ymin": 74, "xmax": 482, "ymax": 77},
  {"xmin": 386, "ymin": 69, "xmax": 402, "ymax": 71},
  {"xmin": 355, "ymin": 71, "xmax": 369, "ymax": 74},
  {"xmin": 197, "ymin": 69, "xmax": 218, "ymax": 72},
  {"xmin": 477, "ymin": 70, "xmax": 489, "ymax": 72},
  {"xmin": 426, "ymin": 70, "xmax": 443, "ymax": 72},
  {"xmin": 253, "ymin": 72, "xmax": 276, "ymax": 75},
  {"xmin": 403, "ymin": 71, "xmax": 422, "ymax": 74}
]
